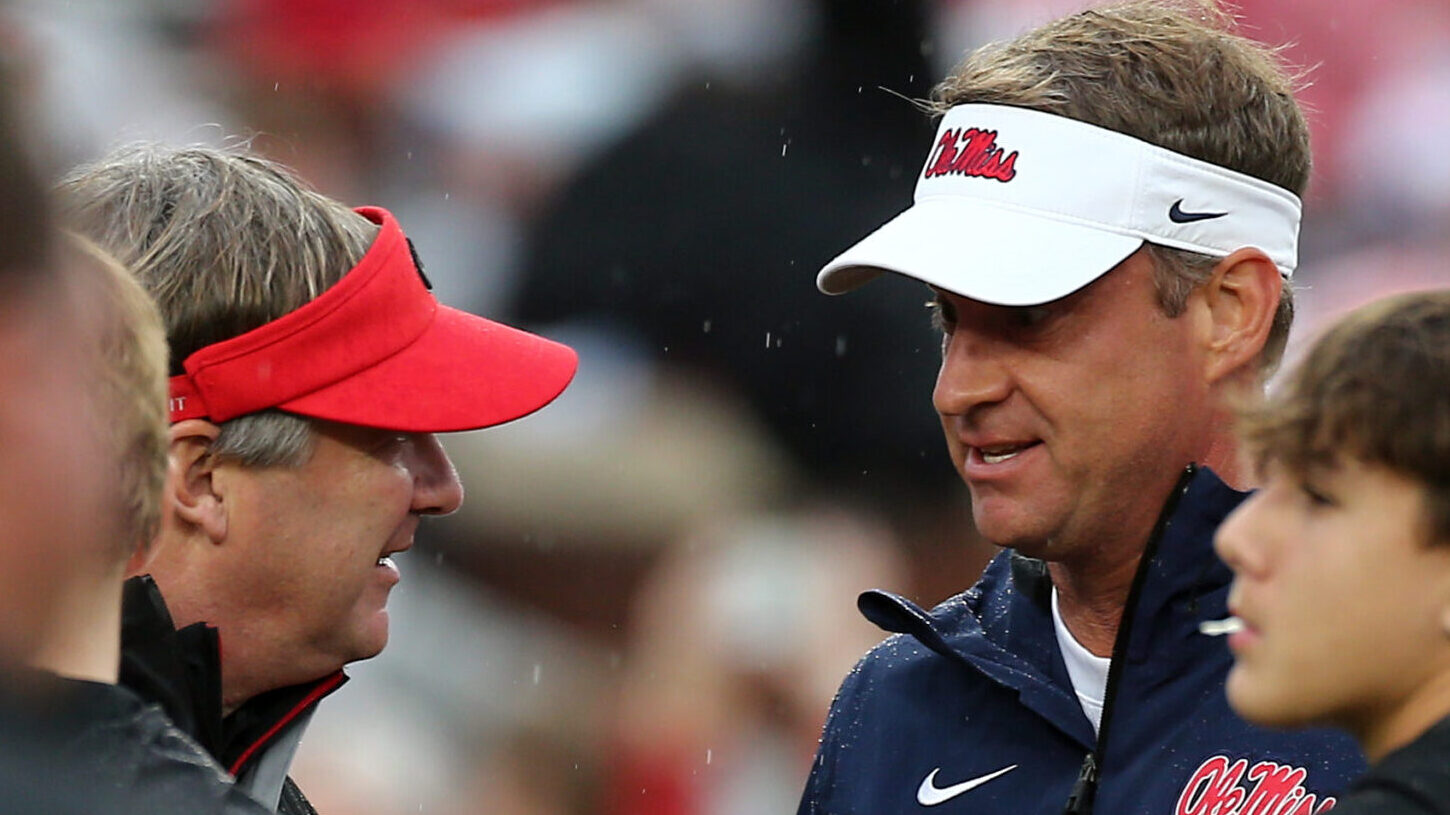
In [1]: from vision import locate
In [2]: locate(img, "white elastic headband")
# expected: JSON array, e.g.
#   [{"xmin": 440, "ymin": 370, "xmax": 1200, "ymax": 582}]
[{"xmin": 817, "ymin": 104, "xmax": 1301, "ymax": 305}]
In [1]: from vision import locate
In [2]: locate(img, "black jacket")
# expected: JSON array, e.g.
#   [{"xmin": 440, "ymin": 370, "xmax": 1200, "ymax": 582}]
[
  {"xmin": 1330, "ymin": 716, "xmax": 1450, "ymax": 814},
  {"xmin": 0, "ymin": 669, "xmax": 268, "ymax": 815},
  {"xmin": 120, "ymin": 576, "xmax": 345, "ymax": 814}
]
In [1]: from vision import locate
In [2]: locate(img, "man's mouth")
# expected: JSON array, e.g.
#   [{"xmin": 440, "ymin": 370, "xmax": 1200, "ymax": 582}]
[
  {"xmin": 975, "ymin": 442, "xmax": 1038, "ymax": 464},
  {"xmin": 377, "ymin": 526, "xmax": 416, "ymax": 569}
]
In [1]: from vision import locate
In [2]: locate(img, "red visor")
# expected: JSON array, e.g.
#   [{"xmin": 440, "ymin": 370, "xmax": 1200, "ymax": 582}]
[{"xmin": 168, "ymin": 206, "xmax": 577, "ymax": 432}]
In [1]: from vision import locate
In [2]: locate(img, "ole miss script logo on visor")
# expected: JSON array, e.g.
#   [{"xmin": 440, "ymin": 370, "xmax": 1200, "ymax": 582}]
[{"xmin": 924, "ymin": 126, "xmax": 1019, "ymax": 182}]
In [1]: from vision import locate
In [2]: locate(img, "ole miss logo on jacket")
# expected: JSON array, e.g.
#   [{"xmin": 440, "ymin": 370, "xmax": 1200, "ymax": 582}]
[{"xmin": 1177, "ymin": 755, "xmax": 1336, "ymax": 815}]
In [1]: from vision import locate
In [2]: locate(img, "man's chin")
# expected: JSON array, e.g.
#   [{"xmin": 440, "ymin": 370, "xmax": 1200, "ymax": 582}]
[
  {"xmin": 344, "ymin": 611, "xmax": 391, "ymax": 664},
  {"xmin": 970, "ymin": 494, "xmax": 1051, "ymax": 547},
  {"xmin": 972, "ymin": 514, "xmax": 1055, "ymax": 557}
]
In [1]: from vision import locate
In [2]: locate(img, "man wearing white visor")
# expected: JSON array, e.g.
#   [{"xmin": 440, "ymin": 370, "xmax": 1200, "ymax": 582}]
[{"xmin": 799, "ymin": 3, "xmax": 1365, "ymax": 814}]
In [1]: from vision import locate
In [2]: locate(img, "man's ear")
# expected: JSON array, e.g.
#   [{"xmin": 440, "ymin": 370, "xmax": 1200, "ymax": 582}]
[
  {"xmin": 166, "ymin": 419, "xmax": 227, "ymax": 544},
  {"xmin": 1198, "ymin": 247, "xmax": 1281, "ymax": 385}
]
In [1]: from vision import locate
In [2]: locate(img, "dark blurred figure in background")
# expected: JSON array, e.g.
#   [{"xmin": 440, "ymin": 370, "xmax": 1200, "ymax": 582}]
[{"xmin": 513, "ymin": 0, "xmax": 954, "ymax": 517}]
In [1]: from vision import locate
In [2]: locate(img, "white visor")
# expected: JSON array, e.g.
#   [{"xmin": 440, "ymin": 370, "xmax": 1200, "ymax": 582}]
[{"xmin": 817, "ymin": 104, "xmax": 1301, "ymax": 305}]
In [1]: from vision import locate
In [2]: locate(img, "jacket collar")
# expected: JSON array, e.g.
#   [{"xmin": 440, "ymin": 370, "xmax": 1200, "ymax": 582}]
[
  {"xmin": 859, "ymin": 465, "xmax": 1246, "ymax": 744},
  {"xmin": 120, "ymin": 576, "xmax": 224, "ymax": 752},
  {"xmin": 119, "ymin": 576, "xmax": 347, "ymax": 779}
]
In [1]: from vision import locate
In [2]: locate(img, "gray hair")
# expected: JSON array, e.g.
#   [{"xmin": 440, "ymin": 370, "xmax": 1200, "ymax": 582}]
[
  {"xmin": 211, "ymin": 411, "xmax": 316, "ymax": 469},
  {"xmin": 56, "ymin": 142, "xmax": 377, "ymax": 467}
]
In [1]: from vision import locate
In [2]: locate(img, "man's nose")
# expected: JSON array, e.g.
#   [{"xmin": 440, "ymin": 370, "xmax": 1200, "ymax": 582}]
[
  {"xmin": 410, "ymin": 433, "xmax": 465, "ymax": 516},
  {"xmin": 932, "ymin": 329, "xmax": 1013, "ymax": 417}
]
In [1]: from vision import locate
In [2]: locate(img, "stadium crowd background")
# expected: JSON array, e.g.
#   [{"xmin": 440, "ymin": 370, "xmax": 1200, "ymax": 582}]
[{"xmin": 7, "ymin": 0, "xmax": 1448, "ymax": 812}]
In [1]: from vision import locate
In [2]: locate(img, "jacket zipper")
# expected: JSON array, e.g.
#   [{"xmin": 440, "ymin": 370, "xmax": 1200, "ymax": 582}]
[{"xmin": 1061, "ymin": 465, "xmax": 1196, "ymax": 815}]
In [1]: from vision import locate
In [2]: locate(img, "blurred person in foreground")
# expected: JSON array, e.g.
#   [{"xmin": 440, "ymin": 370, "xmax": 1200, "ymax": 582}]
[
  {"xmin": 57, "ymin": 143, "xmax": 578, "ymax": 814},
  {"xmin": 22, "ymin": 236, "xmax": 270, "ymax": 815},
  {"xmin": 0, "ymin": 45, "xmax": 263, "ymax": 813},
  {"xmin": 0, "ymin": 45, "xmax": 76, "ymax": 678},
  {"xmin": 1216, "ymin": 289, "xmax": 1450, "ymax": 815},
  {"xmin": 800, "ymin": 2, "xmax": 1365, "ymax": 813}
]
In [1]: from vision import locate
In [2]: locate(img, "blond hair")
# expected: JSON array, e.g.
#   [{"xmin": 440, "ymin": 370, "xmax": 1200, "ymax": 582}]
[
  {"xmin": 56, "ymin": 143, "xmax": 378, "ymax": 467},
  {"xmin": 57, "ymin": 234, "xmax": 170, "ymax": 559},
  {"xmin": 934, "ymin": 0, "xmax": 1307, "ymax": 370}
]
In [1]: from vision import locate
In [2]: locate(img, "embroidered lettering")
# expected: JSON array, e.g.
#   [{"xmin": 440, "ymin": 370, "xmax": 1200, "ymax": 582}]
[
  {"xmin": 924, "ymin": 127, "xmax": 1018, "ymax": 182},
  {"xmin": 1176, "ymin": 756, "xmax": 1336, "ymax": 815}
]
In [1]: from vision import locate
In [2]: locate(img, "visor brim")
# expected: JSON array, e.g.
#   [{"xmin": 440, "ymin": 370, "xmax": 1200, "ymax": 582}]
[
  {"xmin": 279, "ymin": 305, "xmax": 578, "ymax": 433},
  {"xmin": 817, "ymin": 197, "xmax": 1144, "ymax": 306}
]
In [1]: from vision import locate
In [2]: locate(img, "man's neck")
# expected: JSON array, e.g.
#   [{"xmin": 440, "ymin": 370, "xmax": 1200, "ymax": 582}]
[
  {"xmin": 1197, "ymin": 432, "xmax": 1251, "ymax": 491},
  {"xmin": 1050, "ymin": 419, "xmax": 1253, "ymax": 657},
  {"xmin": 1045, "ymin": 459, "xmax": 1219, "ymax": 657},
  {"xmin": 1047, "ymin": 552, "xmax": 1142, "ymax": 657},
  {"xmin": 29, "ymin": 568, "xmax": 125, "ymax": 684},
  {"xmin": 145, "ymin": 551, "xmax": 274, "ymax": 717}
]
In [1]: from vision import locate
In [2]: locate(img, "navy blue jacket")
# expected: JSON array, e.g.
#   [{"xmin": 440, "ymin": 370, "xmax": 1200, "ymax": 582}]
[{"xmin": 799, "ymin": 467, "xmax": 1365, "ymax": 815}]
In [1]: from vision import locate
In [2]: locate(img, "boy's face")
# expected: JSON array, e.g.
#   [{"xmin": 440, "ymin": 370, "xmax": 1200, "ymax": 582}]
[{"xmin": 1214, "ymin": 455, "xmax": 1450, "ymax": 753}]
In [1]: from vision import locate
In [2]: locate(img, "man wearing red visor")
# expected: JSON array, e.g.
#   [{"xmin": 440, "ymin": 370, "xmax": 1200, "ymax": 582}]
[{"xmin": 57, "ymin": 144, "xmax": 577, "ymax": 814}]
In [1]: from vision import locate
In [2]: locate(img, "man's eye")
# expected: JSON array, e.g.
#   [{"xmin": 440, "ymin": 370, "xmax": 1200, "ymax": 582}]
[
  {"xmin": 926, "ymin": 299, "xmax": 956, "ymax": 332},
  {"xmin": 373, "ymin": 433, "xmax": 411, "ymax": 454},
  {"xmin": 1014, "ymin": 306, "xmax": 1051, "ymax": 328}
]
